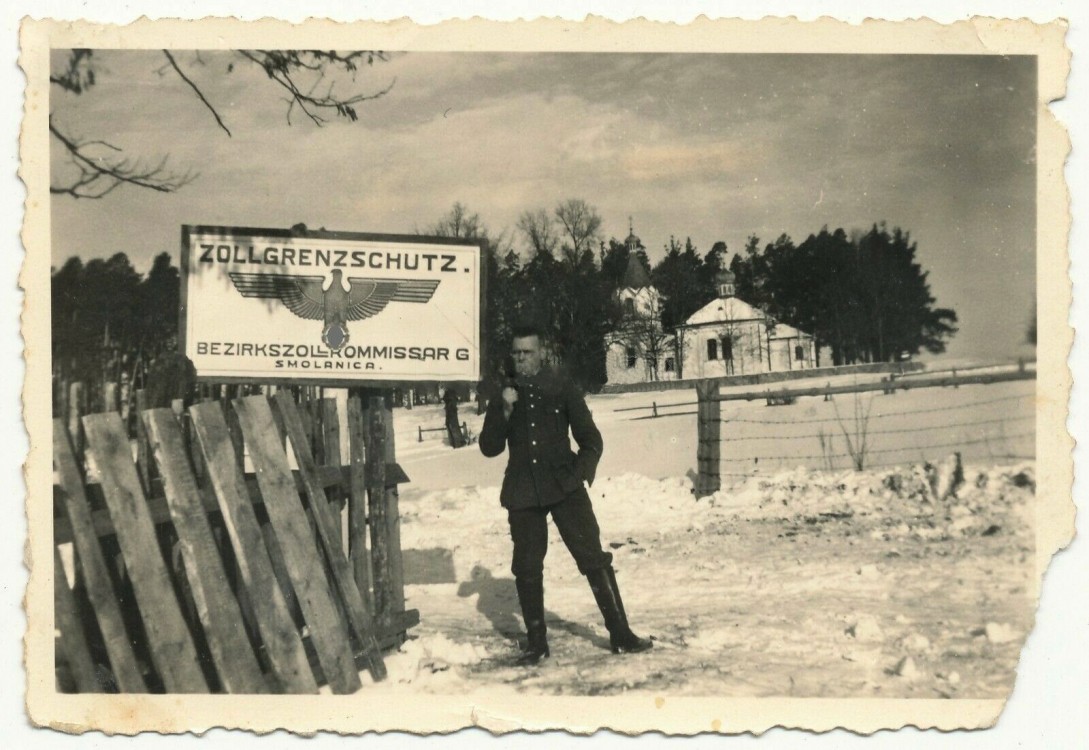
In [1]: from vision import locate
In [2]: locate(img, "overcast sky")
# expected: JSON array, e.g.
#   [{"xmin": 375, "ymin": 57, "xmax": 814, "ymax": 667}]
[{"xmin": 50, "ymin": 50, "xmax": 1037, "ymax": 361}]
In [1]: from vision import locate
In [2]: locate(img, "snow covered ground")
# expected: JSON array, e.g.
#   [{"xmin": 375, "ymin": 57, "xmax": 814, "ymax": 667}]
[{"xmin": 366, "ymin": 375, "xmax": 1035, "ymax": 699}]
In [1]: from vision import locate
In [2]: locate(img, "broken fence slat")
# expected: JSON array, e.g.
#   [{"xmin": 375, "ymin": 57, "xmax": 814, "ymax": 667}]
[
  {"xmin": 274, "ymin": 391, "xmax": 387, "ymax": 682},
  {"xmin": 53, "ymin": 546, "xmax": 101, "ymax": 693},
  {"xmin": 232, "ymin": 395, "xmax": 361, "ymax": 695},
  {"xmin": 81, "ymin": 412, "xmax": 208, "ymax": 693},
  {"xmin": 143, "ymin": 409, "xmax": 269, "ymax": 694},
  {"xmin": 189, "ymin": 402, "xmax": 318, "ymax": 695},
  {"xmin": 52, "ymin": 419, "xmax": 146, "ymax": 693}
]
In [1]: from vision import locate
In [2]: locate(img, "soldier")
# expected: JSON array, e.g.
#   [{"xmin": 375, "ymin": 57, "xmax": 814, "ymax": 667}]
[{"xmin": 479, "ymin": 324, "xmax": 652, "ymax": 666}]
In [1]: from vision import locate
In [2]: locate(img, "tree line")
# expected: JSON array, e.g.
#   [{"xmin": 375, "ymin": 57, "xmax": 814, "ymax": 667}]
[
  {"xmin": 51, "ymin": 251, "xmax": 180, "ymax": 411},
  {"xmin": 50, "ymin": 201, "xmax": 958, "ymax": 400},
  {"xmin": 428, "ymin": 202, "xmax": 957, "ymax": 388}
]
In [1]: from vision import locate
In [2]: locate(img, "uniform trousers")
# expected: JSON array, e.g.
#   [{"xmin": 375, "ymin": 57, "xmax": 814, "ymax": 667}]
[{"xmin": 507, "ymin": 488, "xmax": 613, "ymax": 581}]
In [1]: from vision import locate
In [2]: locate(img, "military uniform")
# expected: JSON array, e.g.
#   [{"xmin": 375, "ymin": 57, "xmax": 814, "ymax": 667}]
[
  {"xmin": 479, "ymin": 367, "xmax": 602, "ymax": 507},
  {"xmin": 479, "ymin": 368, "xmax": 611, "ymax": 578},
  {"xmin": 479, "ymin": 366, "xmax": 651, "ymax": 663}
]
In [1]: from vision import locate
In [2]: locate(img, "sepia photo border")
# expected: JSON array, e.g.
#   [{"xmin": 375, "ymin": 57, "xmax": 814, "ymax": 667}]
[{"xmin": 18, "ymin": 14, "xmax": 1072, "ymax": 736}]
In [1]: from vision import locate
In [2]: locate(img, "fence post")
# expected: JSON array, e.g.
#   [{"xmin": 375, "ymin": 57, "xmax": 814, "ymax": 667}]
[
  {"xmin": 55, "ymin": 375, "xmax": 68, "ymax": 421},
  {"xmin": 347, "ymin": 396, "xmax": 374, "ymax": 613},
  {"xmin": 67, "ymin": 381, "xmax": 85, "ymax": 457},
  {"xmin": 382, "ymin": 396, "xmax": 406, "ymax": 628},
  {"xmin": 695, "ymin": 380, "xmax": 721, "ymax": 498},
  {"xmin": 103, "ymin": 381, "xmax": 118, "ymax": 414},
  {"xmin": 365, "ymin": 397, "xmax": 392, "ymax": 625},
  {"xmin": 652, "ymin": 401, "xmax": 658, "ymax": 418},
  {"xmin": 418, "ymin": 426, "xmax": 423, "ymax": 443},
  {"xmin": 322, "ymin": 396, "xmax": 344, "ymax": 545},
  {"xmin": 119, "ymin": 372, "xmax": 131, "ymax": 425}
]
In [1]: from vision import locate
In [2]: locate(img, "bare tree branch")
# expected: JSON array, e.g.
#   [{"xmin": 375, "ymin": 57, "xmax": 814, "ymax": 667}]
[
  {"xmin": 49, "ymin": 118, "xmax": 197, "ymax": 199},
  {"xmin": 49, "ymin": 49, "xmax": 95, "ymax": 94},
  {"xmin": 161, "ymin": 50, "xmax": 232, "ymax": 137},
  {"xmin": 49, "ymin": 48, "xmax": 393, "ymax": 199},
  {"xmin": 554, "ymin": 199, "xmax": 603, "ymax": 266},
  {"xmin": 237, "ymin": 50, "xmax": 395, "ymax": 126},
  {"xmin": 517, "ymin": 208, "xmax": 560, "ymax": 259}
]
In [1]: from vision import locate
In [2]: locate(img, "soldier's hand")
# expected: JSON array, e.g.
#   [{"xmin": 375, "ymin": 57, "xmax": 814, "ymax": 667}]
[{"xmin": 501, "ymin": 386, "xmax": 518, "ymax": 418}]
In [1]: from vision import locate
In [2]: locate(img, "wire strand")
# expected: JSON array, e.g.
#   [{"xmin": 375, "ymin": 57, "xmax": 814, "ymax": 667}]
[
  {"xmin": 715, "ymin": 430, "xmax": 1034, "ymax": 463},
  {"xmin": 717, "ymin": 414, "xmax": 1033, "ymax": 441}
]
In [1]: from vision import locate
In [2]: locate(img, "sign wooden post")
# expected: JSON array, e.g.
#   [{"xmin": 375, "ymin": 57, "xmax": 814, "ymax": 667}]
[
  {"xmin": 381, "ymin": 397, "xmax": 406, "ymax": 626},
  {"xmin": 346, "ymin": 396, "xmax": 373, "ymax": 612},
  {"xmin": 365, "ymin": 396, "xmax": 392, "ymax": 625}
]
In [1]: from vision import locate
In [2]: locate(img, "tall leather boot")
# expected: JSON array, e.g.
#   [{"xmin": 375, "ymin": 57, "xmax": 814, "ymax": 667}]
[
  {"xmin": 586, "ymin": 567, "xmax": 653, "ymax": 654},
  {"xmin": 514, "ymin": 577, "xmax": 549, "ymax": 666}
]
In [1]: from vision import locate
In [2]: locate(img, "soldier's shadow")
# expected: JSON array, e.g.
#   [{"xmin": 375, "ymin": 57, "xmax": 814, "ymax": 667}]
[{"xmin": 457, "ymin": 565, "xmax": 610, "ymax": 650}]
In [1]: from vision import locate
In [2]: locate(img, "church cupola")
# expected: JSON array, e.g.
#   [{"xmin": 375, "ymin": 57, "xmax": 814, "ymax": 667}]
[
  {"xmin": 624, "ymin": 216, "xmax": 640, "ymax": 254},
  {"xmin": 716, "ymin": 270, "xmax": 736, "ymax": 299}
]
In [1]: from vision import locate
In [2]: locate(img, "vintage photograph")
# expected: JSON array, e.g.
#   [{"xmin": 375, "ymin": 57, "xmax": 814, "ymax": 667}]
[{"xmin": 21, "ymin": 16, "xmax": 1072, "ymax": 736}]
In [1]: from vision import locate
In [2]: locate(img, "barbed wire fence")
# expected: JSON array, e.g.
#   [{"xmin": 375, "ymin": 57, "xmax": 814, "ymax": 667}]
[{"xmin": 649, "ymin": 370, "xmax": 1037, "ymax": 497}]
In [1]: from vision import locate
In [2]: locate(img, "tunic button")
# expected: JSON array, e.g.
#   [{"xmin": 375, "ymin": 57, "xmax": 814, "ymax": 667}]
[
  {"xmin": 531, "ymin": 422, "xmax": 535, "ymax": 427},
  {"xmin": 532, "ymin": 458, "xmax": 537, "ymax": 464},
  {"xmin": 532, "ymin": 440, "xmax": 537, "ymax": 445}
]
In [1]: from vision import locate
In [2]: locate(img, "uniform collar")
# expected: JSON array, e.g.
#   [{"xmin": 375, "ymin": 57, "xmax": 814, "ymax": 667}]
[{"xmin": 519, "ymin": 366, "xmax": 558, "ymax": 391}]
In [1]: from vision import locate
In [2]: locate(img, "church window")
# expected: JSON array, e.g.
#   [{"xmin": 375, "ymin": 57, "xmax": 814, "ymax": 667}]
[
  {"xmin": 795, "ymin": 345, "xmax": 804, "ymax": 361},
  {"xmin": 707, "ymin": 339, "xmax": 718, "ymax": 361},
  {"xmin": 626, "ymin": 346, "xmax": 637, "ymax": 368},
  {"xmin": 624, "ymin": 298, "xmax": 635, "ymax": 315},
  {"xmin": 664, "ymin": 357, "xmax": 675, "ymax": 372},
  {"xmin": 723, "ymin": 337, "xmax": 734, "ymax": 361}
]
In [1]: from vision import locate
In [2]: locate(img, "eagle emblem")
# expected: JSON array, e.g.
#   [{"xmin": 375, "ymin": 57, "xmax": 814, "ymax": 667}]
[{"xmin": 228, "ymin": 269, "xmax": 440, "ymax": 351}]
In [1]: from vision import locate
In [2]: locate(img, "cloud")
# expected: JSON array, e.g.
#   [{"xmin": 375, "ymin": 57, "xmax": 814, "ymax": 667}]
[{"xmin": 620, "ymin": 139, "xmax": 751, "ymax": 182}]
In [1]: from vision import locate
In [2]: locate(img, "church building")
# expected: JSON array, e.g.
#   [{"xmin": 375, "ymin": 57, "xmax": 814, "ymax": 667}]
[
  {"xmin": 602, "ymin": 227, "xmax": 818, "ymax": 385},
  {"xmin": 603, "ymin": 223, "xmax": 678, "ymax": 385},
  {"xmin": 676, "ymin": 270, "xmax": 817, "ymax": 379}
]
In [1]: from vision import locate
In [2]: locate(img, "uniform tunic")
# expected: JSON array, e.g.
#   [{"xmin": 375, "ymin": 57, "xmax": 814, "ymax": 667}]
[
  {"xmin": 479, "ymin": 368, "xmax": 603, "ymax": 509},
  {"xmin": 479, "ymin": 368, "xmax": 611, "ymax": 578}
]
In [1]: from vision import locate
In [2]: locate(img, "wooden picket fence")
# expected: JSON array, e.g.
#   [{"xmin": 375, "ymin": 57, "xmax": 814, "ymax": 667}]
[{"xmin": 52, "ymin": 389, "xmax": 417, "ymax": 694}]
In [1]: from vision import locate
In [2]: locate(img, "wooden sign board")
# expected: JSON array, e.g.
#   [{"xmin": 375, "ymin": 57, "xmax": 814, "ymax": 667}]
[{"xmin": 181, "ymin": 225, "xmax": 483, "ymax": 385}]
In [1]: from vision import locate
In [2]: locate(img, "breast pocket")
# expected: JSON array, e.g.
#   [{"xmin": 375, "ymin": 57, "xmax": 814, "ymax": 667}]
[{"xmin": 553, "ymin": 406, "xmax": 568, "ymax": 435}]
